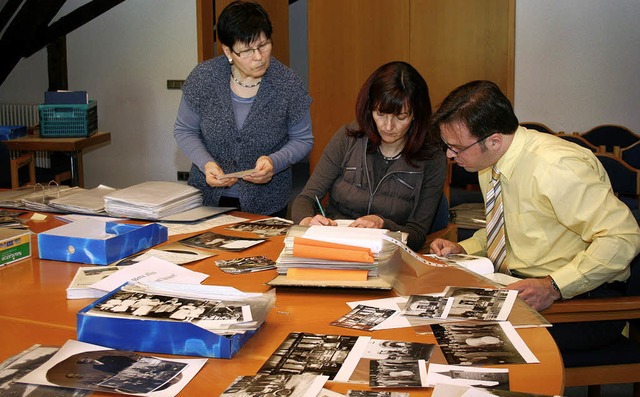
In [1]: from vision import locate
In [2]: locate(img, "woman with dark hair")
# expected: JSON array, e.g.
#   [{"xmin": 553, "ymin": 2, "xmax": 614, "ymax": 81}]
[
  {"xmin": 174, "ymin": 0, "xmax": 313, "ymax": 217},
  {"xmin": 291, "ymin": 61, "xmax": 446, "ymax": 250}
]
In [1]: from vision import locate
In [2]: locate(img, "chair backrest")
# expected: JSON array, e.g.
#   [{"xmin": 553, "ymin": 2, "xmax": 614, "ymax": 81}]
[
  {"xmin": 581, "ymin": 124, "xmax": 640, "ymax": 154},
  {"xmin": 521, "ymin": 122, "xmax": 556, "ymax": 134},
  {"xmin": 556, "ymin": 133, "xmax": 599, "ymax": 152},
  {"xmin": 428, "ymin": 193, "xmax": 450, "ymax": 234},
  {"xmin": 621, "ymin": 140, "xmax": 640, "ymax": 169},
  {"xmin": 596, "ymin": 153, "xmax": 640, "ymax": 210}
]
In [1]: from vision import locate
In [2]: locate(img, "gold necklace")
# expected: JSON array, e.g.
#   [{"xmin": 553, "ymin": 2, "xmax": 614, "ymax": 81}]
[{"xmin": 231, "ymin": 71, "xmax": 260, "ymax": 88}]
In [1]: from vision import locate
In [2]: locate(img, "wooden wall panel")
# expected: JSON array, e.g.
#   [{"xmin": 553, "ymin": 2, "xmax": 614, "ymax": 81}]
[
  {"xmin": 410, "ymin": 0, "xmax": 515, "ymax": 107},
  {"xmin": 308, "ymin": 0, "xmax": 411, "ymax": 168}
]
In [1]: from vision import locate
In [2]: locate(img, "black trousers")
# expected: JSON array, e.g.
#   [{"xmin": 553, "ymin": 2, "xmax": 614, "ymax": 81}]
[{"xmin": 547, "ymin": 281, "xmax": 627, "ymax": 352}]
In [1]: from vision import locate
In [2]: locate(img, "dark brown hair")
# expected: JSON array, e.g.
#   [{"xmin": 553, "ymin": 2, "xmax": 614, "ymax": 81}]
[{"xmin": 348, "ymin": 61, "xmax": 436, "ymax": 165}]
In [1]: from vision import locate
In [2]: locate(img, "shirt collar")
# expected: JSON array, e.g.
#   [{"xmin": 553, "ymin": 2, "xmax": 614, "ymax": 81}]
[{"xmin": 493, "ymin": 125, "xmax": 528, "ymax": 181}]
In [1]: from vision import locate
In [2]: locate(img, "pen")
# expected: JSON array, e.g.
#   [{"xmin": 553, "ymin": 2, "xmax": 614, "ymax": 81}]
[{"xmin": 314, "ymin": 195, "xmax": 327, "ymax": 217}]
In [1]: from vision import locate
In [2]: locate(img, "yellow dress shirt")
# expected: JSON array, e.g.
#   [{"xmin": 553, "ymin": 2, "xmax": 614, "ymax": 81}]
[{"xmin": 459, "ymin": 126, "xmax": 640, "ymax": 298}]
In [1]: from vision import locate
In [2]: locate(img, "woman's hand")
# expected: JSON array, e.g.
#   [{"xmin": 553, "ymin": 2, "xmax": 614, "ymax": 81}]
[
  {"xmin": 300, "ymin": 215, "xmax": 337, "ymax": 226},
  {"xmin": 350, "ymin": 215, "xmax": 384, "ymax": 228},
  {"xmin": 243, "ymin": 156, "xmax": 274, "ymax": 184},
  {"xmin": 204, "ymin": 161, "xmax": 238, "ymax": 187}
]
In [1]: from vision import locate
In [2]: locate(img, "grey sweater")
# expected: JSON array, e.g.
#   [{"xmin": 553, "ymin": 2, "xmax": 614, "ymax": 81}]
[
  {"xmin": 181, "ymin": 56, "xmax": 312, "ymax": 214},
  {"xmin": 291, "ymin": 123, "xmax": 447, "ymax": 250}
]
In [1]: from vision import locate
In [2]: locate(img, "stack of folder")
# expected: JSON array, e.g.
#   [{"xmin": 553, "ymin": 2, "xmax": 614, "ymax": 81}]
[
  {"xmin": 275, "ymin": 225, "xmax": 400, "ymax": 282},
  {"xmin": 103, "ymin": 181, "xmax": 202, "ymax": 220}
]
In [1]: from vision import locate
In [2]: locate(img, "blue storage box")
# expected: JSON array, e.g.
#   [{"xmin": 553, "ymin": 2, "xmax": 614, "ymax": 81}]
[
  {"xmin": 77, "ymin": 285, "xmax": 261, "ymax": 358},
  {"xmin": 39, "ymin": 100, "xmax": 98, "ymax": 137},
  {"xmin": 0, "ymin": 125, "xmax": 27, "ymax": 141},
  {"xmin": 37, "ymin": 219, "xmax": 167, "ymax": 265}
]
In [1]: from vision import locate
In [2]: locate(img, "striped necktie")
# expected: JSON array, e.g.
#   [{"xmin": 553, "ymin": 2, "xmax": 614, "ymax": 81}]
[{"xmin": 486, "ymin": 166, "xmax": 509, "ymax": 274}]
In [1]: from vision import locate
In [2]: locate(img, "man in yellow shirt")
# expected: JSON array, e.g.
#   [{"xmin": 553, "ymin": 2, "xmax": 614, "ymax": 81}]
[{"xmin": 429, "ymin": 80, "xmax": 640, "ymax": 350}]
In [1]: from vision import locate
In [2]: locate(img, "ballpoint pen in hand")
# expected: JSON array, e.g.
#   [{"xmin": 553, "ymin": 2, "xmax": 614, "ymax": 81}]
[{"xmin": 314, "ymin": 195, "xmax": 327, "ymax": 217}]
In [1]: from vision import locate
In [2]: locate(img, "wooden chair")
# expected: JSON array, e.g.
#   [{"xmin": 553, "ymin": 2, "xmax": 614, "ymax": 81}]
[
  {"xmin": 581, "ymin": 124, "xmax": 640, "ymax": 156},
  {"xmin": 9, "ymin": 152, "xmax": 36, "ymax": 188},
  {"xmin": 521, "ymin": 122, "xmax": 557, "ymax": 134},
  {"xmin": 622, "ymin": 141, "xmax": 640, "ymax": 169},
  {"xmin": 556, "ymin": 133, "xmax": 600, "ymax": 152},
  {"xmin": 596, "ymin": 152, "xmax": 640, "ymax": 210},
  {"xmin": 541, "ymin": 248, "xmax": 640, "ymax": 397}
]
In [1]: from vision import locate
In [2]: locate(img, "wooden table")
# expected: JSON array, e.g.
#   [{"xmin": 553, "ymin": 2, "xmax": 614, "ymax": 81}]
[
  {"xmin": 3, "ymin": 131, "xmax": 111, "ymax": 187},
  {"xmin": 0, "ymin": 211, "xmax": 564, "ymax": 396}
]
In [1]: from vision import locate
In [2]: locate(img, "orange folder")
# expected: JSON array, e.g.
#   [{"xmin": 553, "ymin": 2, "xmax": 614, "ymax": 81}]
[
  {"xmin": 287, "ymin": 268, "xmax": 369, "ymax": 281},
  {"xmin": 292, "ymin": 237, "xmax": 374, "ymax": 263}
]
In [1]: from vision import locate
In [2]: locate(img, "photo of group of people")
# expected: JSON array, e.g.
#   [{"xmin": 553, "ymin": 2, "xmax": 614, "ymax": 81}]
[
  {"xmin": 225, "ymin": 217, "xmax": 293, "ymax": 237},
  {"xmin": 444, "ymin": 287, "xmax": 517, "ymax": 321},
  {"xmin": 259, "ymin": 333, "xmax": 359, "ymax": 380},
  {"xmin": 363, "ymin": 339, "xmax": 434, "ymax": 388},
  {"xmin": 90, "ymin": 290, "xmax": 248, "ymax": 325},
  {"xmin": 179, "ymin": 231, "xmax": 265, "ymax": 251},
  {"xmin": 330, "ymin": 304, "xmax": 397, "ymax": 331},
  {"xmin": 431, "ymin": 323, "xmax": 526, "ymax": 366},
  {"xmin": 215, "ymin": 255, "xmax": 277, "ymax": 274}
]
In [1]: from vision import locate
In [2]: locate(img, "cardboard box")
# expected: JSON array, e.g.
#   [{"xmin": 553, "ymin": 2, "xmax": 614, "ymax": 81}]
[
  {"xmin": 0, "ymin": 125, "xmax": 27, "ymax": 141},
  {"xmin": 0, "ymin": 228, "xmax": 31, "ymax": 267},
  {"xmin": 37, "ymin": 220, "xmax": 167, "ymax": 265},
  {"xmin": 77, "ymin": 286, "xmax": 260, "ymax": 358}
]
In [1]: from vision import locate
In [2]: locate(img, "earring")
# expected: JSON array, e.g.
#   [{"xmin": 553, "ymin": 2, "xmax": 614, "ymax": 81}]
[{"xmin": 228, "ymin": 58, "xmax": 233, "ymax": 64}]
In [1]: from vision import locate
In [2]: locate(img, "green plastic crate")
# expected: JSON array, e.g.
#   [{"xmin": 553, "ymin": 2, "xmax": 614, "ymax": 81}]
[{"xmin": 39, "ymin": 100, "xmax": 98, "ymax": 137}]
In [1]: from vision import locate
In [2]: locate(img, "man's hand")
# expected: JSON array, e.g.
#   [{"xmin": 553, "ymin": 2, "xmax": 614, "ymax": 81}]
[
  {"xmin": 429, "ymin": 238, "xmax": 467, "ymax": 256},
  {"xmin": 204, "ymin": 161, "xmax": 237, "ymax": 187},
  {"xmin": 243, "ymin": 156, "xmax": 274, "ymax": 184},
  {"xmin": 507, "ymin": 276, "xmax": 562, "ymax": 311}
]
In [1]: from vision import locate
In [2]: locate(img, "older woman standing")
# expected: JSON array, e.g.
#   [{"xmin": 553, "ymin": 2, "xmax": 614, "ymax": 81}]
[
  {"xmin": 174, "ymin": 0, "xmax": 313, "ymax": 217},
  {"xmin": 291, "ymin": 61, "xmax": 446, "ymax": 251}
]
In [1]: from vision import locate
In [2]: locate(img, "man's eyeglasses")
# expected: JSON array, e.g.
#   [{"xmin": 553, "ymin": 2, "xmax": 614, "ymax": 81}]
[
  {"xmin": 232, "ymin": 41, "xmax": 272, "ymax": 59},
  {"xmin": 441, "ymin": 135, "xmax": 490, "ymax": 156}
]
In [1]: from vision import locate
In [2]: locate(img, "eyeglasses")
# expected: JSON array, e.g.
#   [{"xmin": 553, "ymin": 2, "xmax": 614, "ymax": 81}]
[
  {"xmin": 231, "ymin": 41, "xmax": 272, "ymax": 59},
  {"xmin": 441, "ymin": 135, "xmax": 490, "ymax": 156}
]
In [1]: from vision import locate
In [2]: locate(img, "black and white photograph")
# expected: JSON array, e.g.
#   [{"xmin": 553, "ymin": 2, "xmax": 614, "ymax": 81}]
[
  {"xmin": 178, "ymin": 231, "xmax": 266, "ymax": 251},
  {"xmin": 215, "ymin": 255, "xmax": 277, "ymax": 274},
  {"xmin": 220, "ymin": 373, "xmax": 328, "ymax": 397},
  {"xmin": 426, "ymin": 363, "xmax": 509, "ymax": 390},
  {"xmin": 402, "ymin": 295, "xmax": 453, "ymax": 319},
  {"xmin": 363, "ymin": 339, "xmax": 435, "ymax": 361},
  {"xmin": 0, "ymin": 345, "xmax": 89, "ymax": 397},
  {"xmin": 226, "ymin": 217, "xmax": 293, "ymax": 237},
  {"xmin": 258, "ymin": 332, "xmax": 362, "ymax": 381},
  {"xmin": 330, "ymin": 305, "xmax": 398, "ymax": 331},
  {"xmin": 431, "ymin": 323, "xmax": 536, "ymax": 366},
  {"xmin": 89, "ymin": 289, "xmax": 250, "ymax": 326},
  {"xmin": 347, "ymin": 391, "xmax": 409, "ymax": 397},
  {"xmin": 431, "ymin": 383, "xmax": 560, "ymax": 397},
  {"xmin": 369, "ymin": 359, "xmax": 425, "ymax": 388},
  {"xmin": 443, "ymin": 286, "xmax": 518, "ymax": 321},
  {"xmin": 17, "ymin": 340, "xmax": 207, "ymax": 396}
]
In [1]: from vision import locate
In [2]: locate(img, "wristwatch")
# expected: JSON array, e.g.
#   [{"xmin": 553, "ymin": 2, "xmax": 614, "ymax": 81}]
[{"xmin": 548, "ymin": 276, "xmax": 562, "ymax": 298}]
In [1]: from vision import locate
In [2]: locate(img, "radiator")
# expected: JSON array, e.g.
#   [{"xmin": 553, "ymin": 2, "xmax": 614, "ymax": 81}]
[{"xmin": 0, "ymin": 103, "xmax": 51, "ymax": 168}]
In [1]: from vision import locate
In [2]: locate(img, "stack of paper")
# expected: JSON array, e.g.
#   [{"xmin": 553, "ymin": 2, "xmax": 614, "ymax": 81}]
[
  {"xmin": 47, "ymin": 185, "xmax": 116, "ymax": 214},
  {"xmin": 0, "ymin": 185, "xmax": 78, "ymax": 211},
  {"xmin": 275, "ymin": 225, "xmax": 399, "ymax": 281},
  {"xmin": 103, "ymin": 181, "xmax": 202, "ymax": 220}
]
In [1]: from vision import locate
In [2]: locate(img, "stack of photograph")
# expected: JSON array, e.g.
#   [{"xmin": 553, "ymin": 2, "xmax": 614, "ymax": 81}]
[
  {"xmin": 103, "ymin": 181, "xmax": 202, "ymax": 220},
  {"xmin": 272, "ymin": 225, "xmax": 401, "ymax": 286}
]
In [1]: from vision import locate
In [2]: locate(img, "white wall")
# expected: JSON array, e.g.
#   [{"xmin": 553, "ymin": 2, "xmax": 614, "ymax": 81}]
[
  {"xmin": 0, "ymin": 0, "xmax": 197, "ymax": 188},
  {"xmin": 514, "ymin": 0, "xmax": 640, "ymax": 134},
  {"xmin": 1, "ymin": 1, "xmax": 638, "ymax": 188}
]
